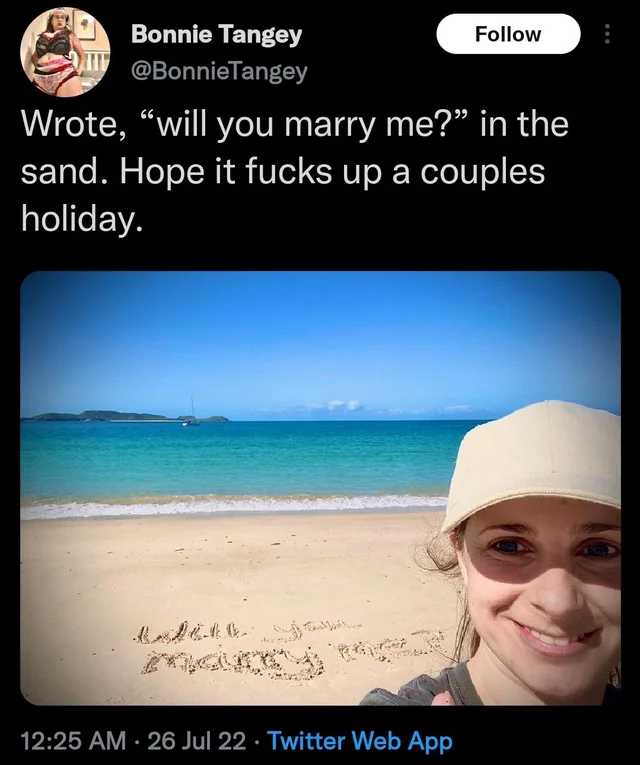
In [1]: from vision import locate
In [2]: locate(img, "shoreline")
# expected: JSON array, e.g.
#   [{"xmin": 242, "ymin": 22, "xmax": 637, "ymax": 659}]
[
  {"xmin": 21, "ymin": 508, "xmax": 459, "ymax": 705},
  {"xmin": 20, "ymin": 504, "xmax": 447, "ymax": 522},
  {"xmin": 20, "ymin": 494, "xmax": 449, "ymax": 522}
]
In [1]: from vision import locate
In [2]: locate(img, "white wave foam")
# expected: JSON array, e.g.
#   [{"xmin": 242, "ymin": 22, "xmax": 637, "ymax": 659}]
[{"xmin": 20, "ymin": 494, "xmax": 448, "ymax": 520}]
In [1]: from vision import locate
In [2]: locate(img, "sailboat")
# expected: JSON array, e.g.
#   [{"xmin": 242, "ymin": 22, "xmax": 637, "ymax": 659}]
[{"xmin": 181, "ymin": 396, "xmax": 200, "ymax": 427}]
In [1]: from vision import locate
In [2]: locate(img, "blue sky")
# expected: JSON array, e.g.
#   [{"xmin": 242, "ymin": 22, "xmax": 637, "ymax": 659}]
[{"xmin": 20, "ymin": 271, "xmax": 620, "ymax": 420}]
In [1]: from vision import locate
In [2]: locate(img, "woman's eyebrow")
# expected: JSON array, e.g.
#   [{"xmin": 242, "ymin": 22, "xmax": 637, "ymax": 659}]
[
  {"xmin": 577, "ymin": 523, "xmax": 621, "ymax": 533},
  {"xmin": 478, "ymin": 522, "xmax": 621, "ymax": 536},
  {"xmin": 479, "ymin": 524, "xmax": 533, "ymax": 535}
]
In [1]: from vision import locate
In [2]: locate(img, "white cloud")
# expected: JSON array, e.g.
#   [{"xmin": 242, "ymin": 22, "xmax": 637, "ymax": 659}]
[
  {"xmin": 443, "ymin": 404, "xmax": 474, "ymax": 413},
  {"xmin": 325, "ymin": 399, "xmax": 364, "ymax": 412},
  {"xmin": 263, "ymin": 400, "xmax": 367, "ymax": 416}
]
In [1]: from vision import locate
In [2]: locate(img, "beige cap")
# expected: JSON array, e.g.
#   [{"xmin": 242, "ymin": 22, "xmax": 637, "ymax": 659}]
[{"xmin": 441, "ymin": 400, "xmax": 621, "ymax": 534}]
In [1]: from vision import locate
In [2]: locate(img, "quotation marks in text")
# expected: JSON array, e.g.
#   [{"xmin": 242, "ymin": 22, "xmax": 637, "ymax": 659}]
[{"xmin": 434, "ymin": 109, "xmax": 468, "ymax": 136}]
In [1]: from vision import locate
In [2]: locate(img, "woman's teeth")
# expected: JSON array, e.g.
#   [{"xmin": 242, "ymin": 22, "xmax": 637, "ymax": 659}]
[{"xmin": 527, "ymin": 627, "xmax": 585, "ymax": 645}]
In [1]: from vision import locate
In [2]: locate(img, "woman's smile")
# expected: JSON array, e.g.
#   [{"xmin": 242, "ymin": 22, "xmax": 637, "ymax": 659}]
[{"xmin": 512, "ymin": 619, "xmax": 599, "ymax": 656}]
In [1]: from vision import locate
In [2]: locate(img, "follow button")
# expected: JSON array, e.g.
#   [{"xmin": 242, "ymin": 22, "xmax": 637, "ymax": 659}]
[{"xmin": 437, "ymin": 14, "xmax": 581, "ymax": 54}]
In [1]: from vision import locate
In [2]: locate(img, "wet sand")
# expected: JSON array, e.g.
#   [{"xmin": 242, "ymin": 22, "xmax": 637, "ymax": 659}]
[{"xmin": 20, "ymin": 509, "xmax": 461, "ymax": 705}]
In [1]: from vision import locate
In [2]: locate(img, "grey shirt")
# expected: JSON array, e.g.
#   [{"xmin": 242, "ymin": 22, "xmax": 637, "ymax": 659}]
[
  {"xmin": 360, "ymin": 661, "xmax": 622, "ymax": 705},
  {"xmin": 360, "ymin": 662, "xmax": 482, "ymax": 706}
]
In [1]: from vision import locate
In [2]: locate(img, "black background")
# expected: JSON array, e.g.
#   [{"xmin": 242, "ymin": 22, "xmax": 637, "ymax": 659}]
[{"xmin": 12, "ymin": 1, "xmax": 627, "ymax": 760}]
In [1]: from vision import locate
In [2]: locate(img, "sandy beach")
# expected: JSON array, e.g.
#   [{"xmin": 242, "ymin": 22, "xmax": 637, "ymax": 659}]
[{"xmin": 20, "ymin": 509, "xmax": 462, "ymax": 705}]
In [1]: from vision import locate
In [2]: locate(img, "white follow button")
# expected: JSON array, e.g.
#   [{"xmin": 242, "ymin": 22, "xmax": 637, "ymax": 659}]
[{"xmin": 437, "ymin": 14, "xmax": 581, "ymax": 54}]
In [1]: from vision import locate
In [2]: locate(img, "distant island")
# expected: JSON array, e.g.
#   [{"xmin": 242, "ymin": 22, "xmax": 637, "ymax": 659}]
[{"xmin": 21, "ymin": 410, "xmax": 229, "ymax": 422}]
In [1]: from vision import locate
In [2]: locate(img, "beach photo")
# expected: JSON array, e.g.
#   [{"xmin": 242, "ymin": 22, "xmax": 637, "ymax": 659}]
[{"xmin": 20, "ymin": 271, "xmax": 620, "ymax": 705}]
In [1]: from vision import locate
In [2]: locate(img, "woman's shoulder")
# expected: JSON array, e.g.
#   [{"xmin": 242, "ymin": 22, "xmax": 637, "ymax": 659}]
[
  {"xmin": 359, "ymin": 662, "xmax": 482, "ymax": 706},
  {"xmin": 360, "ymin": 666, "xmax": 622, "ymax": 705},
  {"xmin": 359, "ymin": 686, "xmax": 427, "ymax": 706}
]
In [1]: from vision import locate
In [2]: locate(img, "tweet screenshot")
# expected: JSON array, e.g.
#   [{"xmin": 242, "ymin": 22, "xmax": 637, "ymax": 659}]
[{"xmin": 14, "ymin": 2, "xmax": 624, "ymax": 760}]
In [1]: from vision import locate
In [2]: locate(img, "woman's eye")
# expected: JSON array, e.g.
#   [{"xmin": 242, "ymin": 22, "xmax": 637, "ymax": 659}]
[
  {"xmin": 579, "ymin": 541, "xmax": 620, "ymax": 559},
  {"xmin": 491, "ymin": 539, "xmax": 526, "ymax": 555}
]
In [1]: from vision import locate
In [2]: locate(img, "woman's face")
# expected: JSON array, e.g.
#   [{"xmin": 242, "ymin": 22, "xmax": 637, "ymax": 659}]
[
  {"xmin": 50, "ymin": 12, "xmax": 67, "ymax": 31},
  {"xmin": 457, "ymin": 497, "xmax": 621, "ymax": 701}
]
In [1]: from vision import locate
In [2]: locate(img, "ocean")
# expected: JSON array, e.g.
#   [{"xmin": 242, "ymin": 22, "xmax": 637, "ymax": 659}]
[{"xmin": 20, "ymin": 420, "xmax": 484, "ymax": 520}]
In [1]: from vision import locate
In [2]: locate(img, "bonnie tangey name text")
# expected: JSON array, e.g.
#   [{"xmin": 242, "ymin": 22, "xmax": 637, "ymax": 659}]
[{"xmin": 131, "ymin": 23, "xmax": 303, "ymax": 48}]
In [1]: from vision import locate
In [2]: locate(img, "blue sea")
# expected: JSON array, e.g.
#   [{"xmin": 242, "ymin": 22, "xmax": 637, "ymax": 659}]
[{"xmin": 20, "ymin": 420, "xmax": 484, "ymax": 520}]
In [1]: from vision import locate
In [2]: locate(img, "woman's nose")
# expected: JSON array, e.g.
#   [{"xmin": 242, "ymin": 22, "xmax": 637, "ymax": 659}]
[{"xmin": 526, "ymin": 567, "xmax": 586, "ymax": 618}]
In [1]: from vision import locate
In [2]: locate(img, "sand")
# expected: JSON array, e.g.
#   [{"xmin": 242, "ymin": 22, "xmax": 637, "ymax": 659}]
[{"xmin": 20, "ymin": 509, "xmax": 462, "ymax": 705}]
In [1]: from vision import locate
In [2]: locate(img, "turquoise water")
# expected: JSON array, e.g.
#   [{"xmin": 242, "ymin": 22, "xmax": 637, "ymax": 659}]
[{"xmin": 20, "ymin": 420, "xmax": 484, "ymax": 519}]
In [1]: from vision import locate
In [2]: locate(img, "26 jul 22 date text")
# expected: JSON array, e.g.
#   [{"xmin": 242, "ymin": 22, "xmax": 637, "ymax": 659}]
[{"xmin": 20, "ymin": 728, "xmax": 455, "ymax": 754}]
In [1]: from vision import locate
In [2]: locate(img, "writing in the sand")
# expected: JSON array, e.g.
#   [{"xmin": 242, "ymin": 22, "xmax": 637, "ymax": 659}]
[
  {"xmin": 132, "ymin": 618, "xmax": 447, "ymax": 680},
  {"xmin": 263, "ymin": 618, "xmax": 362, "ymax": 642},
  {"xmin": 135, "ymin": 621, "xmax": 247, "ymax": 643},
  {"xmin": 336, "ymin": 630, "xmax": 446, "ymax": 663},
  {"xmin": 133, "ymin": 617, "xmax": 362, "ymax": 645},
  {"xmin": 142, "ymin": 648, "xmax": 325, "ymax": 680}
]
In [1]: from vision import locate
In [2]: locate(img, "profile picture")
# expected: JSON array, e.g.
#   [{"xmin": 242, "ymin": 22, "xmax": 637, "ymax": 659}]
[{"xmin": 20, "ymin": 7, "xmax": 110, "ymax": 97}]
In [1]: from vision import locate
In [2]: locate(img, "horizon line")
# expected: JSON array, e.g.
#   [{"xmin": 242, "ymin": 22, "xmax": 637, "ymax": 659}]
[{"xmin": 21, "ymin": 415, "xmax": 494, "ymax": 423}]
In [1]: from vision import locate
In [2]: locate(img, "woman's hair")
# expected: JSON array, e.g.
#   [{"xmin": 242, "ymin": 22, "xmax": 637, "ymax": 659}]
[
  {"xmin": 46, "ymin": 9, "xmax": 71, "ymax": 33},
  {"xmin": 420, "ymin": 520, "xmax": 479, "ymax": 662},
  {"xmin": 419, "ymin": 520, "xmax": 621, "ymax": 688}
]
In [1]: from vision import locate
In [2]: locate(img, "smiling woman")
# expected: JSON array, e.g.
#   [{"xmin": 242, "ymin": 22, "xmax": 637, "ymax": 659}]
[
  {"xmin": 448, "ymin": 497, "xmax": 620, "ymax": 704},
  {"xmin": 360, "ymin": 400, "xmax": 621, "ymax": 706}
]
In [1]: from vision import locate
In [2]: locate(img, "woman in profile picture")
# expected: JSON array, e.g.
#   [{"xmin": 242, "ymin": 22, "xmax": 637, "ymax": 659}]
[
  {"xmin": 361, "ymin": 400, "xmax": 621, "ymax": 706},
  {"xmin": 32, "ymin": 7, "xmax": 85, "ymax": 97}
]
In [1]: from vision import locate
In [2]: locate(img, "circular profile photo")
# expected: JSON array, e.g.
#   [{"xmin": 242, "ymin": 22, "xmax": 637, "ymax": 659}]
[{"xmin": 20, "ymin": 7, "xmax": 110, "ymax": 97}]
